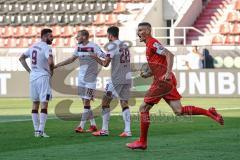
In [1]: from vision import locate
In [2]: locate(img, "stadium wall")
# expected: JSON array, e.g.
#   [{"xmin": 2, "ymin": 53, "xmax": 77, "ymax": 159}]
[
  {"xmin": 173, "ymin": 0, "xmax": 202, "ymax": 45},
  {"xmin": 0, "ymin": 46, "xmax": 240, "ymax": 98},
  {"xmin": 142, "ymin": 0, "xmax": 167, "ymax": 44}
]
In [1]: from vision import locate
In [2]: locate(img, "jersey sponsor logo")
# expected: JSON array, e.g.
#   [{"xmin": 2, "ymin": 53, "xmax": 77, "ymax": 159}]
[{"xmin": 78, "ymin": 47, "xmax": 94, "ymax": 52}]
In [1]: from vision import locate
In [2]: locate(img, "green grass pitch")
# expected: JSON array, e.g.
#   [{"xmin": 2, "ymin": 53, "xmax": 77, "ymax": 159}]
[{"xmin": 0, "ymin": 98, "xmax": 239, "ymax": 160}]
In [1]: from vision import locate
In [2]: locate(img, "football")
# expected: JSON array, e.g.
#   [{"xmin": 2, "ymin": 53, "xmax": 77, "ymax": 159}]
[{"xmin": 140, "ymin": 63, "xmax": 152, "ymax": 78}]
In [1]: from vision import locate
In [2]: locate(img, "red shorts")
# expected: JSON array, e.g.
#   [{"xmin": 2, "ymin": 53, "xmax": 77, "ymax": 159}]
[{"xmin": 144, "ymin": 73, "xmax": 182, "ymax": 104}]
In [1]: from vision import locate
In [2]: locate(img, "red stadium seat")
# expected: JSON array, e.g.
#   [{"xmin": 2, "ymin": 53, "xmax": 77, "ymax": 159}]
[
  {"xmin": 212, "ymin": 35, "xmax": 223, "ymax": 45},
  {"xmin": 93, "ymin": 14, "xmax": 105, "ymax": 26},
  {"xmin": 24, "ymin": 26, "xmax": 38, "ymax": 38},
  {"xmin": 105, "ymin": 14, "xmax": 118, "ymax": 25},
  {"xmin": 226, "ymin": 12, "xmax": 238, "ymax": 23},
  {"xmin": 12, "ymin": 26, "xmax": 25, "ymax": 38},
  {"xmin": 96, "ymin": 26, "xmax": 107, "ymax": 37},
  {"xmin": 1, "ymin": 26, "xmax": 13, "ymax": 38},
  {"xmin": 114, "ymin": 3, "xmax": 127, "ymax": 14},
  {"xmin": 61, "ymin": 26, "xmax": 74, "ymax": 38},
  {"xmin": 235, "ymin": 0, "xmax": 240, "ymax": 11},
  {"xmin": 224, "ymin": 35, "xmax": 235, "ymax": 44},
  {"xmin": 232, "ymin": 23, "xmax": 240, "ymax": 35},
  {"xmin": 52, "ymin": 25, "xmax": 61, "ymax": 38},
  {"xmin": 219, "ymin": 23, "xmax": 231, "ymax": 35}
]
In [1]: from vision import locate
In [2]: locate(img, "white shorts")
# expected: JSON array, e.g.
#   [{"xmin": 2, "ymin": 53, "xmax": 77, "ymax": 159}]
[
  {"xmin": 105, "ymin": 81, "xmax": 131, "ymax": 100},
  {"xmin": 30, "ymin": 76, "xmax": 52, "ymax": 102},
  {"xmin": 78, "ymin": 76, "xmax": 96, "ymax": 100}
]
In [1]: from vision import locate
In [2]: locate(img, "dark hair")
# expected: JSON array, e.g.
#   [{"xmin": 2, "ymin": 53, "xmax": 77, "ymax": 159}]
[
  {"xmin": 107, "ymin": 26, "xmax": 119, "ymax": 38},
  {"xmin": 41, "ymin": 29, "xmax": 52, "ymax": 38},
  {"xmin": 79, "ymin": 29, "xmax": 89, "ymax": 37},
  {"xmin": 138, "ymin": 22, "xmax": 152, "ymax": 28}
]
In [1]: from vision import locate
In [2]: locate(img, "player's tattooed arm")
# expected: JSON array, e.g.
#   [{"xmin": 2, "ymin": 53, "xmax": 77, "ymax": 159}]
[
  {"xmin": 19, "ymin": 54, "xmax": 31, "ymax": 73},
  {"xmin": 90, "ymin": 54, "xmax": 111, "ymax": 67},
  {"xmin": 54, "ymin": 55, "xmax": 78, "ymax": 69},
  {"xmin": 161, "ymin": 48, "xmax": 174, "ymax": 81}
]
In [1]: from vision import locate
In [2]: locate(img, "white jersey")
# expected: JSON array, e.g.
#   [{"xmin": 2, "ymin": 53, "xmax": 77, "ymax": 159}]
[
  {"xmin": 73, "ymin": 42, "xmax": 105, "ymax": 83},
  {"xmin": 24, "ymin": 41, "xmax": 53, "ymax": 82},
  {"xmin": 106, "ymin": 40, "xmax": 131, "ymax": 84}
]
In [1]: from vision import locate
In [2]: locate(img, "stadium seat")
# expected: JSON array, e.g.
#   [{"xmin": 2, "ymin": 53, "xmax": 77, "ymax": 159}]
[
  {"xmin": 96, "ymin": 26, "xmax": 107, "ymax": 37},
  {"xmin": 102, "ymin": 2, "xmax": 114, "ymax": 14},
  {"xmin": 105, "ymin": 14, "xmax": 118, "ymax": 25},
  {"xmin": 79, "ymin": 3, "xmax": 91, "ymax": 14},
  {"xmin": 9, "ymin": 14, "xmax": 21, "ymax": 26},
  {"xmin": 81, "ymin": 14, "xmax": 93, "ymax": 26},
  {"xmin": 0, "ymin": 2, "xmax": 8, "ymax": 14},
  {"xmin": 224, "ymin": 35, "xmax": 235, "ymax": 44},
  {"xmin": 52, "ymin": 25, "xmax": 61, "ymax": 37},
  {"xmin": 93, "ymin": 14, "xmax": 105, "ymax": 25},
  {"xmin": 219, "ymin": 23, "xmax": 231, "ymax": 35},
  {"xmin": 24, "ymin": 26, "xmax": 38, "ymax": 38},
  {"xmin": 226, "ymin": 12, "xmax": 238, "ymax": 23},
  {"xmin": 43, "ymin": 3, "xmax": 54, "ymax": 14},
  {"xmin": 114, "ymin": 3, "xmax": 127, "ymax": 14},
  {"xmin": 61, "ymin": 26, "xmax": 74, "ymax": 37},
  {"xmin": 57, "ymin": 14, "xmax": 69, "ymax": 26},
  {"xmin": 65, "ymin": 3, "xmax": 78, "ymax": 14},
  {"xmin": 235, "ymin": 35, "xmax": 240, "ymax": 44},
  {"xmin": 212, "ymin": 35, "xmax": 223, "ymax": 45},
  {"xmin": 12, "ymin": 26, "xmax": 25, "ymax": 38},
  {"xmin": 1, "ymin": 26, "xmax": 13, "ymax": 38},
  {"xmin": 0, "ymin": 15, "xmax": 10, "ymax": 26},
  {"xmin": 45, "ymin": 14, "xmax": 58, "ymax": 26},
  {"xmin": 69, "ymin": 14, "xmax": 83, "ymax": 26},
  {"xmin": 35, "ymin": 14, "xmax": 46, "ymax": 26},
  {"xmin": 89, "ymin": 2, "xmax": 102, "ymax": 14},
  {"xmin": 232, "ymin": 22, "xmax": 240, "ymax": 35},
  {"xmin": 54, "ymin": 1, "xmax": 66, "ymax": 14},
  {"xmin": 30, "ymin": 1, "xmax": 43, "ymax": 15},
  {"xmin": 235, "ymin": 0, "xmax": 240, "ymax": 11}
]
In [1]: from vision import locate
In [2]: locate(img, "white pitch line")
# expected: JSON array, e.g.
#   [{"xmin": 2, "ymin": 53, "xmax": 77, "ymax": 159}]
[{"xmin": 0, "ymin": 108, "xmax": 239, "ymax": 123}]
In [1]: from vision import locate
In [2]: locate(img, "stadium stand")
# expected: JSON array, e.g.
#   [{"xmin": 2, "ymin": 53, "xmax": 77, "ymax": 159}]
[
  {"xmin": 186, "ymin": 0, "xmax": 240, "ymax": 45},
  {"xmin": 0, "ymin": 0, "xmax": 152, "ymax": 48}
]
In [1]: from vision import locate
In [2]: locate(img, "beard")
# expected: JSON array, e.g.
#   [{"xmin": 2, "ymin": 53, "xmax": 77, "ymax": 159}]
[{"xmin": 46, "ymin": 39, "xmax": 52, "ymax": 45}]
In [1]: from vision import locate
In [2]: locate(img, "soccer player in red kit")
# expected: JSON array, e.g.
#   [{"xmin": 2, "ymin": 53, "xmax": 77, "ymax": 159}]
[{"xmin": 126, "ymin": 22, "xmax": 224, "ymax": 150}]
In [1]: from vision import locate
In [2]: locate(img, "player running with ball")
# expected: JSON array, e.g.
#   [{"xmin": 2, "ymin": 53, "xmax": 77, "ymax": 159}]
[{"xmin": 126, "ymin": 22, "xmax": 224, "ymax": 150}]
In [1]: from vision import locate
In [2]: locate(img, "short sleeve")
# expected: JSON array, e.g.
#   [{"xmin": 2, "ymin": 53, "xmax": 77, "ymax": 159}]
[
  {"xmin": 73, "ymin": 45, "xmax": 79, "ymax": 57},
  {"xmin": 151, "ymin": 41, "xmax": 165, "ymax": 55},
  {"xmin": 45, "ymin": 46, "xmax": 53, "ymax": 59},
  {"xmin": 94, "ymin": 44, "xmax": 105, "ymax": 58},
  {"xmin": 106, "ymin": 43, "xmax": 117, "ymax": 58},
  {"xmin": 23, "ymin": 48, "xmax": 31, "ymax": 57}
]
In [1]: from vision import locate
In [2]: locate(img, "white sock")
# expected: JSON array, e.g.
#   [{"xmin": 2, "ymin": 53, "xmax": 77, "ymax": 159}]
[
  {"xmin": 31, "ymin": 112, "xmax": 39, "ymax": 131},
  {"xmin": 79, "ymin": 108, "xmax": 89, "ymax": 129},
  {"xmin": 122, "ymin": 108, "xmax": 131, "ymax": 132},
  {"xmin": 89, "ymin": 109, "xmax": 96, "ymax": 126},
  {"xmin": 102, "ymin": 108, "xmax": 110, "ymax": 131},
  {"xmin": 38, "ymin": 111, "xmax": 48, "ymax": 132}
]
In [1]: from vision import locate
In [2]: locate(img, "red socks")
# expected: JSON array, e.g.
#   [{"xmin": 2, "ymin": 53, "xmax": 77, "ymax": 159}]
[
  {"xmin": 140, "ymin": 112, "xmax": 150, "ymax": 143},
  {"xmin": 181, "ymin": 105, "xmax": 209, "ymax": 116}
]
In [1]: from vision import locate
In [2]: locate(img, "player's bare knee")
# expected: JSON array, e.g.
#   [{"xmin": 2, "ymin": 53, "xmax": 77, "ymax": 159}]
[
  {"xmin": 139, "ymin": 102, "xmax": 153, "ymax": 112},
  {"xmin": 173, "ymin": 108, "xmax": 182, "ymax": 116}
]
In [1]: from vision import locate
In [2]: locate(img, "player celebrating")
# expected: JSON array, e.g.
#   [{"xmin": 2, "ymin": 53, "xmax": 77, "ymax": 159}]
[
  {"xmin": 90, "ymin": 26, "xmax": 132, "ymax": 137},
  {"xmin": 19, "ymin": 29, "xmax": 54, "ymax": 137},
  {"xmin": 55, "ymin": 30, "xmax": 104, "ymax": 133},
  {"xmin": 126, "ymin": 22, "xmax": 224, "ymax": 150}
]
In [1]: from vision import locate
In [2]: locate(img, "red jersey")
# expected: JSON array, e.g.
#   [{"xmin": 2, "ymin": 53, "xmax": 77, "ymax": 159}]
[{"xmin": 146, "ymin": 37, "xmax": 167, "ymax": 79}]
